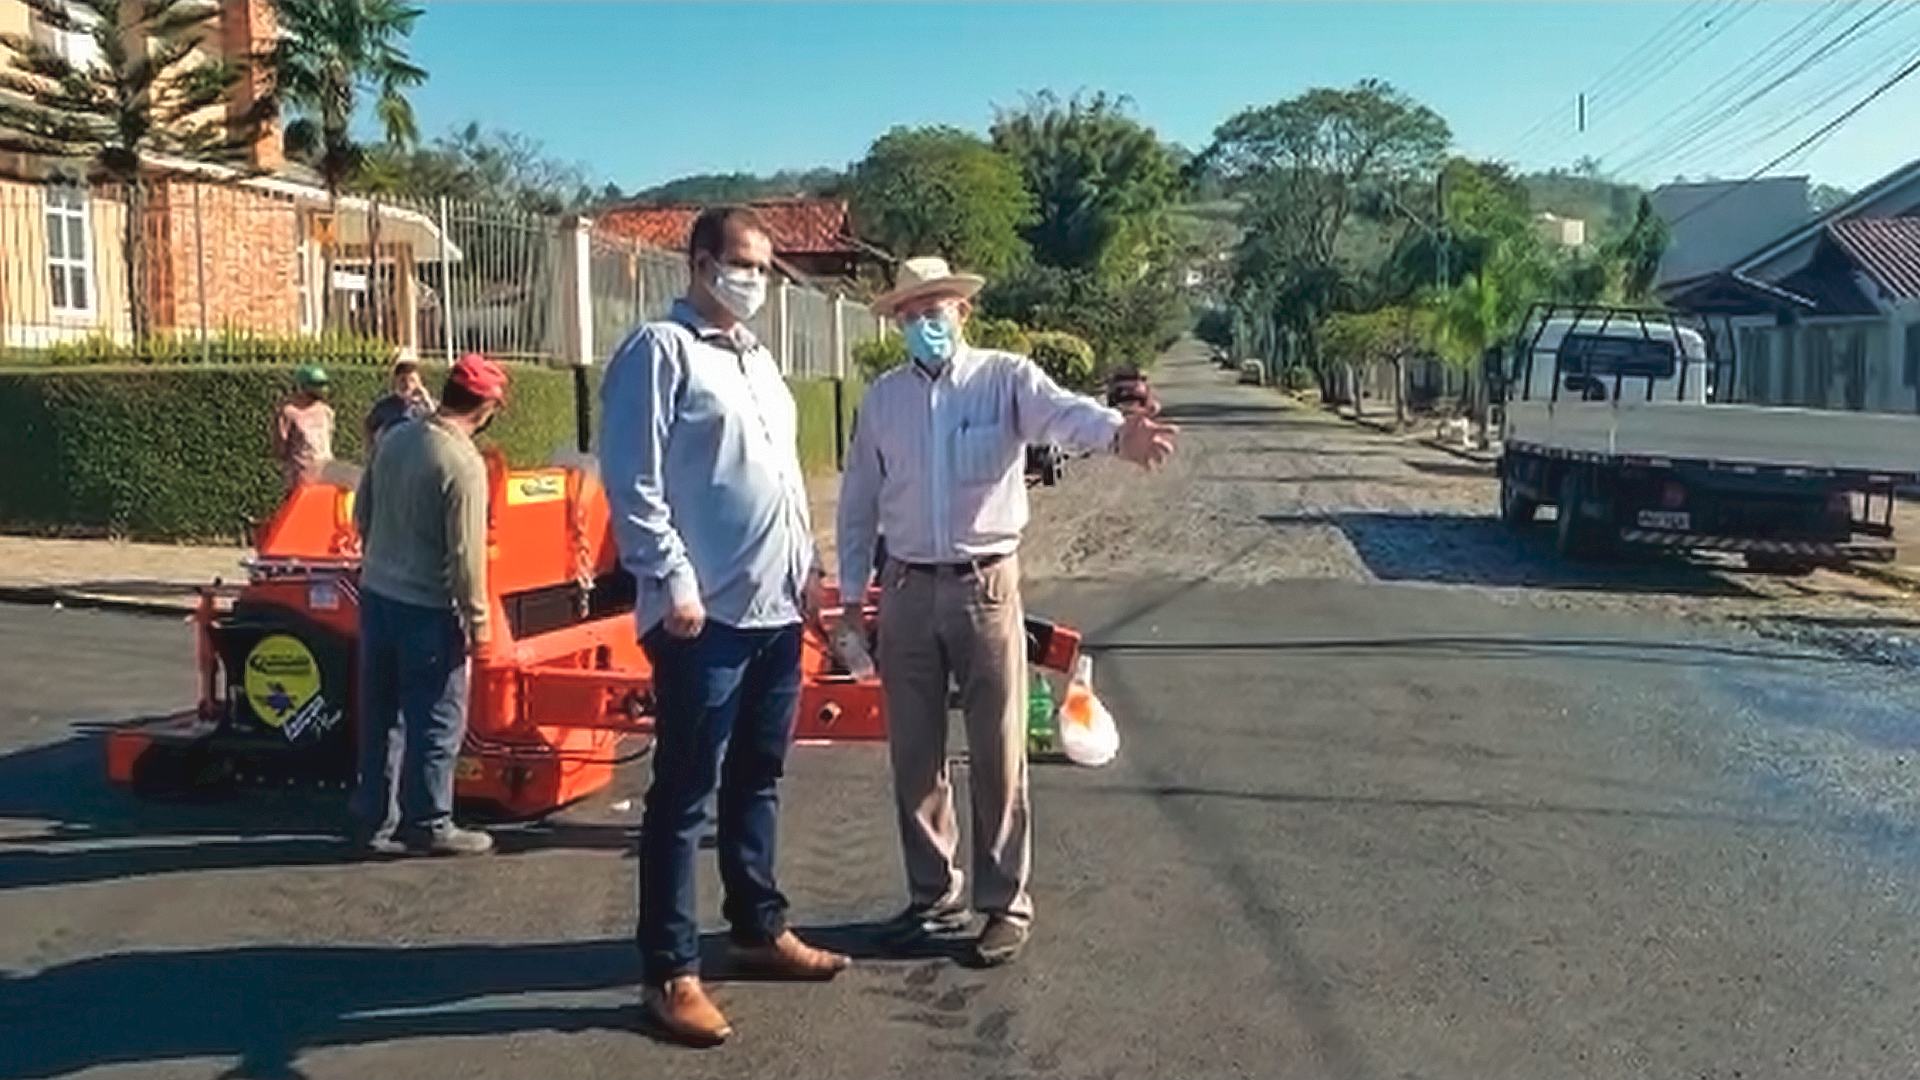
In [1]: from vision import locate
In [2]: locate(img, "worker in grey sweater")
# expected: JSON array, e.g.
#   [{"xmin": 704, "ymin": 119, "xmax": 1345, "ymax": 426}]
[{"xmin": 348, "ymin": 352, "xmax": 509, "ymax": 857}]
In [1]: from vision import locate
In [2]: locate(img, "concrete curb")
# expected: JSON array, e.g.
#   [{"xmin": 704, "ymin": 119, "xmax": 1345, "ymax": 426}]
[
  {"xmin": 0, "ymin": 584, "xmax": 205, "ymax": 617},
  {"xmin": 1416, "ymin": 438, "xmax": 1500, "ymax": 468},
  {"xmin": 1312, "ymin": 402, "xmax": 1501, "ymax": 468}
]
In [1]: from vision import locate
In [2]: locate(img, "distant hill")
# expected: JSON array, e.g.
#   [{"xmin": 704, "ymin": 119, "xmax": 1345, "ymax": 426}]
[
  {"xmin": 615, "ymin": 169, "xmax": 847, "ymax": 207},
  {"xmin": 1521, "ymin": 171, "xmax": 1645, "ymax": 246}
]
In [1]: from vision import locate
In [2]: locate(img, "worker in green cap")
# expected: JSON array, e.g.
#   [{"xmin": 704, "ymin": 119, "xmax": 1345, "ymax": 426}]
[{"xmin": 271, "ymin": 364, "xmax": 335, "ymax": 490}]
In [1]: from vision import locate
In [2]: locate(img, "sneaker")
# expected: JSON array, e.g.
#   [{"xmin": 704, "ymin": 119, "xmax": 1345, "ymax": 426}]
[
  {"xmin": 349, "ymin": 826, "xmax": 406, "ymax": 859},
  {"xmin": 642, "ymin": 975, "xmax": 732, "ymax": 1048},
  {"xmin": 972, "ymin": 916, "xmax": 1029, "ymax": 967},
  {"xmin": 876, "ymin": 901, "xmax": 973, "ymax": 947},
  {"xmin": 412, "ymin": 823, "xmax": 494, "ymax": 856}
]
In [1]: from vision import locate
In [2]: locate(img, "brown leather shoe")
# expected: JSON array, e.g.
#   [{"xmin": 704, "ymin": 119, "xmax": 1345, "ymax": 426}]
[
  {"xmin": 729, "ymin": 929, "xmax": 851, "ymax": 981},
  {"xmin": 642, "ymin": 975, "xmax": 732, "ymax": 1047}
]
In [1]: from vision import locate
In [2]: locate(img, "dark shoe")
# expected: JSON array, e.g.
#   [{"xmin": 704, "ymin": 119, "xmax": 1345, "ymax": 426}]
[
  {"xmin": 972, "ymin": 917, "xmax": 1029, "ymax": 967},
  {"xmin": 412, "ymin": 823, "xmax": 493, "ymax": 856},
  {"xmin": 642, "ymin": 975, "xmax": 731, "ymax": 1048},
  {"xmin": 728, "ymin": 930, "xmax": 850, "ymax": 981},
  {"xmin": 877, "ymin": 902, "xmax": 973, "ymax": 947}
]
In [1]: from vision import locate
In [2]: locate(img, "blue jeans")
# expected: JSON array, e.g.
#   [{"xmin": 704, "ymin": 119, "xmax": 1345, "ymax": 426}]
[
  {"xmin": 637, "ymin": 620, "xmax": 803, "ymax": 985},
  {"xmin": 351, "ymin": 588, "xmax": 470, "ymax": 835}
]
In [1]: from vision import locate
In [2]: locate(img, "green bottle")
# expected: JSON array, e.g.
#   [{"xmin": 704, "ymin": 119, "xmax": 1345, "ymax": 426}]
[{"xmin": 1026, "ymin": 670, "xmax": 1057, "ymax": 757}]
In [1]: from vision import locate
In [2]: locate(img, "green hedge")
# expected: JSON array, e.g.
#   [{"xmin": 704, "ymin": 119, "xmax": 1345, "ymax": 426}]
[{"xmin": 0, "ymin": 363, "xmax": 859, "ymax": 541}]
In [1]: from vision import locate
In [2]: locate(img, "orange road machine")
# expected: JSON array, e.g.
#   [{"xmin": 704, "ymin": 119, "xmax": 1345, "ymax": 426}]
[{"xmin": 105, "ymin": 453, "xmax": 1085, "ymax": 819}]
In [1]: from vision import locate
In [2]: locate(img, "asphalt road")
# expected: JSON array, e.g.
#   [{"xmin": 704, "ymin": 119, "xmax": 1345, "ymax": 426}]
[{"xmin": 6, "ymin": 350, "xmax": 1920, "ymax": 1079}]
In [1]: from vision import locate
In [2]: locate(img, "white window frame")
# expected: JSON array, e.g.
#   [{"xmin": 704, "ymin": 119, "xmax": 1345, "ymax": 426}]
[
  {"xmin": 30, "ymin": 1, "xmax": 101, "ymax": 72},
  {"xmin": 44, "ymin": 183, "xmax": 94, "ymax": 318}
]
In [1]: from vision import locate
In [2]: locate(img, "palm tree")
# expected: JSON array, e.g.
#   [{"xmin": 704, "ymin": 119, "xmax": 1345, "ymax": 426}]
[
  {"xmin": 0, "ymin": 0, "xmax": 273, "ymax": 339},
  {"xmin": 271, "ymin": 0, "xmax": 426, "ymax": 330}
]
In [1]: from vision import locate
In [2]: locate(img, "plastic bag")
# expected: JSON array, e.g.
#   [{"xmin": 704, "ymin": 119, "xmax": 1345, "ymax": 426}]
[{"xmin": 1056, "ymin": 654, "xmax": 1119, "ymax": 767}]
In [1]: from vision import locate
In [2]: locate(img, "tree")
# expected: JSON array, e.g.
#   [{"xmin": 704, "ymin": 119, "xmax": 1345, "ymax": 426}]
[
  {"xmin": 976, "ymin": 263, "xmax": 1188, "ymax": 374},
  {"xmin": 1606, "ymin": 194, "xmax": 1669, "ymax": 304},
  {"xmin": 630, "ymin": 168, "xmax": 845, "ymax": 205},
  {"xmin": 848, "ymin": 125, "xmax": 1034, "ymax": 277},
  {"xmin": 1810, "ymin": 183, "xmax": 1853, "ymax": 215},
  {"xmin": 1198, "ymin": 80, "xmax": 1450, "ymax": 270},
  {"xmin": 988, "ymin": 90, "xmax": 1183, "ymax": 279},
  {"xmin": 0, "ymin": 0, "xmax": 274, "ymax": 338},
  {"xmin": 363, "ymin": 123, "xmax": 594, "ymax": 212},
  {"xmin": 272, "ymin": 0, "xmax": 426, "ymax": 334},
  {"xmin": 1324, "ymin": 304, "xmax": 1436, "ymax": 426},
  {"xmin": 272, "ymin": 0, "xmax": 426, "ymax": 196},
  {"xmin": 1198, "ymin": 81, "xmax": 1450, "ymax": 391}
]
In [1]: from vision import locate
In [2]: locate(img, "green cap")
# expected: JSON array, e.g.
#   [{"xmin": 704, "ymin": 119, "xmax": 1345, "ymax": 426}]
[{"xmin": 294, "ymin": 364, "xmax": 329, "ymax": 388}]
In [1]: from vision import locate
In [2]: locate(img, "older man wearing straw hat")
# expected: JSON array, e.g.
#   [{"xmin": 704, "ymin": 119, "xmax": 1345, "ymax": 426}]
[{"xmin": 836, "ymin": 256, "xmax": 1178, "ymax": 967}]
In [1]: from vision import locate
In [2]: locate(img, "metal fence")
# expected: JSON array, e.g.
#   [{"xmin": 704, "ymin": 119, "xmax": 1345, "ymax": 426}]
[{"xmin": 0, "ymin": 174, "xmax": 882, "ymax": 377}]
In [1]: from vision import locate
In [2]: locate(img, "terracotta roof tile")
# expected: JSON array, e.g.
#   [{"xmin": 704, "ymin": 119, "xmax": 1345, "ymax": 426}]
[
  {"xmin": 598, "ymin": 198, "xmax": 856, "ymax": 256},
  {"xmin": 1828, "ymin": 216, "xmax": 1920, "ymax": 300}
]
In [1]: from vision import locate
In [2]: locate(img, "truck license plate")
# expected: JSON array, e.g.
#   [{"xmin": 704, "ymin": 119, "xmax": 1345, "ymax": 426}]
[{"xmin": 1637, "ymin": 510, "xmax": 1691, "ymax": 530}]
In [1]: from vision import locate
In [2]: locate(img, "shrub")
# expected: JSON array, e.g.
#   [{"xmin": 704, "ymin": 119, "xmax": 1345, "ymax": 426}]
[
  {"xmin": 40, "ymin": 328, "xmax": 394, "ymax": 367},
  {"xmin": 967, "ymin": 316, "xmax": 1032, "ymax": 354},
  {"xmin": 977, "ymin": 264, "xmax": 1189, "ymax": 375},
  {"xmin": 0, "ymin": 363, "xmax": 859, "ymax": 541},
  {"xmin": 852, "ymin": 333, "xmax": 906, "ymax": 383},
  {"xmin": 1029, "ymin": 331, "xmax": 1097, "ymax": 391}
]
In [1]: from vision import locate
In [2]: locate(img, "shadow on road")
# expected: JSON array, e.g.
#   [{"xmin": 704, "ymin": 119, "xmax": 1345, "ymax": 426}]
[
  {"xmin": 0, "ymin": 731, "xmax": 647, "ymax": 892},
  {"xmin": 1400, "ymin": 458, "xmax": 1493, "ymax": 479},
  {"xmin": 0, "ymin": 734, "xmax": 360, "ymax": 892},
  {"xmin": 0, "ymin": 924, "xmax": 953, "ymax": 1078},
  {"xmin": 1195, "ymin": 473, "xmax": 1425, "ymax": 486},
  {"xmin": 1259, "ymin": 511, "xmax": 1762, "ymax": 598},
  {"xmin": 0, "ymin": 939, "xmax": 637, "ymax": 1079},
  {"xmin": 1155, "ymin": 400, "xmax": 1299, "ymax": 429},
  {"xmin": 1088, "ymin": 781, "xmax": 1816, "ymax": 832}
]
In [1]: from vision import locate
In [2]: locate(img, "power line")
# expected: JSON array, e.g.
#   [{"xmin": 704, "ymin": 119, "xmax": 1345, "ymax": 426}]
[
  {"xmin": 1664, "ymin": 45, "xmax": 1920, "ymax": 230},
  {"xmin": 1497, "ymin": 0, "xmax": 1730, "ymax": 161},
  {"xmin": 1524, "ymin": 0, "xmax": 1761, "ymax": 167},
  {"xmin": 1598, "ymin": 0, "xmax": 1862, "ymax": 174},
  {"xmin": 1679, "ymin": 16, "xmax": 1920, "ymax": 171},
  {"xmin": 1612, "ymin": 0, "xmax": 1903, "ymax": 178}
]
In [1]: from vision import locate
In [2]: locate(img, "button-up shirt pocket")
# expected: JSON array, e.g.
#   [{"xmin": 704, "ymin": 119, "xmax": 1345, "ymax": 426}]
[{"xmin": 953, "ymin": 419, "xmax": 1017, "ymax": 486}]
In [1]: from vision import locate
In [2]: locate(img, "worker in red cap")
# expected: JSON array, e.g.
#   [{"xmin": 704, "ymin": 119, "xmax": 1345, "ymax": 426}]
[{"xmin": 348, "ymin": 352, "xmax": 509, "ymax": 857}]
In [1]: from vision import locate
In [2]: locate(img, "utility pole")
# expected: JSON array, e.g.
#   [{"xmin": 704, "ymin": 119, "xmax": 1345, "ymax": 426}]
[{"xmin": 1435, "ymin": 170, "xmax": 1448, "ymax": 292}]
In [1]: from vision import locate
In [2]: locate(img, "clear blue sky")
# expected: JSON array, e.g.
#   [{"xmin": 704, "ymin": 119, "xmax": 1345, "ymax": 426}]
[{"xmin": 405, "ymin": 2, "xmax": 1920, "ymax": 195}]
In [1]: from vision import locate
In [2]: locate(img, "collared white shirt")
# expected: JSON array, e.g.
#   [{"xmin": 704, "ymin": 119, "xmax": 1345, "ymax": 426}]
[
  {"xmin": 836, "ymin": 345, "xmax": 1123, "ymax": 591},
  {"xmin": 599, "ymin": 300, "xmax": 816, "ymax": 633}
]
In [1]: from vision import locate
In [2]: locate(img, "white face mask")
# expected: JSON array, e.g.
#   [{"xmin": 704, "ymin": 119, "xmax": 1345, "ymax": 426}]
[{"xmin": 709, "ymin": 264, "xmax": 767, "ymax": 322}]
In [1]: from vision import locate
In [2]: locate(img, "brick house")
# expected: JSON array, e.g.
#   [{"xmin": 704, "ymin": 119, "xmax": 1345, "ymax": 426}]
[
  {"xmin": 597, "ymin": 197, "xmax": 876, "ymax": 284},
  {"xmin": 0, "ymin": 0, "xmax": 454, "ymax": 351}
]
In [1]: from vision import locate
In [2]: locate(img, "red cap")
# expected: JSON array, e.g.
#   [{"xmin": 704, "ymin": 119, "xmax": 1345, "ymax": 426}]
[{"xmin": 450, "ymin": 353, "xmax": 508, "ymax": 402}]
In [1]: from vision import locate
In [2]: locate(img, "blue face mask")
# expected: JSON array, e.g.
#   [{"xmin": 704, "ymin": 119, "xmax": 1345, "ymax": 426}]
[{"xmin": 903, "ymin": 312, "xmax": 957, "ymax": 365}]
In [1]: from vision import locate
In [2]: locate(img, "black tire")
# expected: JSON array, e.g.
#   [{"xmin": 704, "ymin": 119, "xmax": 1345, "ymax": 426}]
[
  {"xmin": 1500, "ymin": 472, "xmax": 1539, "ymax": 531},
  {"xmin": 1555, "ymin": 469, "xmax": 1612, "ymax": 560}
]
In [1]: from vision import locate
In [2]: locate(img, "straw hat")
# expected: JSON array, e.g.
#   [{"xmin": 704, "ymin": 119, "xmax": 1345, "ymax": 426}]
[{"xmin": 871, "ymin": 256, "xmax": 986, "ymax": 318}]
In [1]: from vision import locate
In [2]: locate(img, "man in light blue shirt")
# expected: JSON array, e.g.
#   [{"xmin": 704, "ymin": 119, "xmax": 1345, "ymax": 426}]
[
  {"xmin": 599, "ymin": 206, "xmax": 848, "ymax": 1048},
  {"xmin": 837, "ymin": 257, "xmax": 1177, "ymax": 969}
]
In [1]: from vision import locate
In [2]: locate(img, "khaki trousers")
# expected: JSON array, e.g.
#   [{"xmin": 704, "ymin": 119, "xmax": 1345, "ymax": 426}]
[{"xmin": 876, "ymin": 553, "xmax": 1033, "ymax": 926}]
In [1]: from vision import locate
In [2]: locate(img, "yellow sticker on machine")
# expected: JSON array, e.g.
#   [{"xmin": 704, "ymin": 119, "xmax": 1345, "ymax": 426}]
[
  {"xmin": 506, "ymin": 470, "xmax": 566, "ymax": 505},
  {"xmin": 244, "ymin": 634, "xmax": 320, "ymax": 729},
  {"xmin": 455, "ymin": 756, "xmax": 484, "ymax": 781}
]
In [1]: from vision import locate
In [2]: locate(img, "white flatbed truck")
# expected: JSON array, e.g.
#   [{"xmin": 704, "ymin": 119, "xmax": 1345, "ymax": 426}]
[{"xmin": 1495, "ymin": 304, "xmax": 1920, "ymax": 571}]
